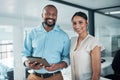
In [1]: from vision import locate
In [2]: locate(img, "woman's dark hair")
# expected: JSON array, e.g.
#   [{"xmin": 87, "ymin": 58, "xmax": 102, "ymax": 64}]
[{"xmin": 71, "ymin": 11, "xmax": 87, "ymax": 21}]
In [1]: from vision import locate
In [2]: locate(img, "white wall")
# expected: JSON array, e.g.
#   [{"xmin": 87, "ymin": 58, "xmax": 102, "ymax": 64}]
[{"xmin": 13, "ymin": 26, "xmax": 25, "ymax": 80}]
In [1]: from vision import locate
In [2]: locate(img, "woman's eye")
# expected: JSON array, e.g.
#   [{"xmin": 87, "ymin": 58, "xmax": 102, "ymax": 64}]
[
  {"xmin": 73, "ymin": 22, "xmax": 76, "ymax": 25},
  {"xmin": 79, "ymin": 21, "xmax": 83, "ymax": 24}
]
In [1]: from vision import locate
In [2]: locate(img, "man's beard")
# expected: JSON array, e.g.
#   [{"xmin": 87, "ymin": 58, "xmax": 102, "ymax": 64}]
[{"xmin": 44, "ymin": 18, "xmax": 56, "ymax": 27}]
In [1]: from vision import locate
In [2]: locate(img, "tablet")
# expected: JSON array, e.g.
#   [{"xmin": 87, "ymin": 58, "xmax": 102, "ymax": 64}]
[{"xmin": 27, "ymin": 56, "xmax": 50, "ymax": 67}]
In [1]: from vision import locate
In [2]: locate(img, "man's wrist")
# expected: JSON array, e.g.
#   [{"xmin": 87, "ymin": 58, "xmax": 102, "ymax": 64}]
[{"xmin": 58, "ymin": 61, "xmax": 67, "ymax": 69}]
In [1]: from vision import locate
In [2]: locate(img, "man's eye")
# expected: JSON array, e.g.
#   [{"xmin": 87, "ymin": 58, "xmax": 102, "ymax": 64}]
[{"xmin": 46, "ymin": 13, "xmax": 50, "ymax": 16}]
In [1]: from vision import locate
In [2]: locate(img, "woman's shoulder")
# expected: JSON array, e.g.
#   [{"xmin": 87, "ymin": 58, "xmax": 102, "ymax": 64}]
[
  {"xmin": 87, "ymin": 34, "xmax": 98, "ymax": 42},
  {"xmin": 87, "ymin": 34, "xmax": 105, "ymax": 51}
]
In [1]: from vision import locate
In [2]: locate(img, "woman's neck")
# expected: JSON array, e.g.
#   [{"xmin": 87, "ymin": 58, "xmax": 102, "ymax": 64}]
[{"xmin": 78, "ymin": 32, "xmax": 88, "ymax": 41}]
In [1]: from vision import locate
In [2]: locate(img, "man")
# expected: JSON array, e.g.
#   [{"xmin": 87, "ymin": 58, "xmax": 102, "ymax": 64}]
[
  {"xmin": 105, "ymin": 49, "xmax": 120, "ymax": 80},
  {"xmin": 111, "ymin": 49, "xmax": 120, "ymax": 80},
  {"xmin": 21, "ymin": 4, "xmax": 70, "ymax": 80}
]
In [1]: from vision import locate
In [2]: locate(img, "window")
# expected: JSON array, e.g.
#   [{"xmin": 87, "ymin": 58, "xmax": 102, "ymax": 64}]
[{"xmin": 0, "ymin": 40, "xmax": 13, "ymax": 59}]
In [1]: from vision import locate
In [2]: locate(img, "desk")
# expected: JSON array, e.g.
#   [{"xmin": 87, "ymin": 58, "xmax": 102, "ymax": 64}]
[
  {"xmin": 101, "ymin": 57, "xmax": 114, "ymax": 76},
  {"xmin": 100, "ymin": 77, "xmax": 111, "ymax": 80},
  {"xmin": 101, "ymin": 57, "xmax": 113, "ymax": 69}
]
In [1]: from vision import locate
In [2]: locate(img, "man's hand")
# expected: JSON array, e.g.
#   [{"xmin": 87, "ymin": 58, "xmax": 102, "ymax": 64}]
[
  {"xmin": 45, "ymin": 61, "xmax": 67, "ymax": 71},
  {"xmin": 45, "ymin": 64, "xmax": 59, "ymax": 71},
  {"xmin": 25, "ymin": 60, "xmax": 44, "ymax": 70}
]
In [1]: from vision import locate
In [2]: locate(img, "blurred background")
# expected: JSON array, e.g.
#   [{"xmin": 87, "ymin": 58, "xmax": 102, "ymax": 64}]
[{"xmin": 0, "ymin": 0, "xmax": 120, "ymax": 80}]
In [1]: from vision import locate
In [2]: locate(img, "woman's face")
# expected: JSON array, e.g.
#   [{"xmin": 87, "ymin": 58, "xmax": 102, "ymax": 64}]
[{"xmin": 72, "ymin": 16, "xmax": 88, "ymax": 34}]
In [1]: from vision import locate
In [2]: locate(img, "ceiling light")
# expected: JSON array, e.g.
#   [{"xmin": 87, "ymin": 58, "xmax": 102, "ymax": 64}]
[{"xmin": 105, "ymin": 11, "xmax": 120, "ymax": 14}]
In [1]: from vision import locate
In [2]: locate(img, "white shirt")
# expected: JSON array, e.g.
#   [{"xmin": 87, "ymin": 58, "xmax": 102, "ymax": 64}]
[{"xmin": 70, "ymin": 34, "xmax": 104, "ymax": 80}]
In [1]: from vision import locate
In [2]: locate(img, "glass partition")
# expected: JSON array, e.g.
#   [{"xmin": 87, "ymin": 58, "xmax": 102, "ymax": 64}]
[{"xmin": 95, "ymin": 13, "xmax": 120, "ymax": 57}]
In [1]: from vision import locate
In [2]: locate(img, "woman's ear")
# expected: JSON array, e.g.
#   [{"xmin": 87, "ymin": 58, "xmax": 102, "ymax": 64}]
[
  {"xmin": 86, "ymin": 20, "xmax": 88, "ymax": 25},
  {"xmin": 86, "ymin": 20, "xmax": 89, "ymax": 31},
  {"xmin": 86, "ymin": 20, "xmax": 89, "ymax": 27}
]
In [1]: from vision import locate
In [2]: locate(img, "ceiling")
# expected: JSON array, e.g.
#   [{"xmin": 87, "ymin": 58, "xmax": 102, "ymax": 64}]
[
  {"xmin": 0, "ymin": 0, "xmax": 120, "ymax": 39},
  {"xmin": 51, "ymin": 0, "xmax": 120, "ymax": 19},
  {"xmin": 0, "ymin": 0, "xmax": 119, "ymax": 21}
]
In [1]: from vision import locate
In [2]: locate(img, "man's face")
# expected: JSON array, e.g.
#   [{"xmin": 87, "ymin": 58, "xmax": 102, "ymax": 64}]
[{"xmin": 42, "ymin": 7, "xmax": 57, "ymax": 27}]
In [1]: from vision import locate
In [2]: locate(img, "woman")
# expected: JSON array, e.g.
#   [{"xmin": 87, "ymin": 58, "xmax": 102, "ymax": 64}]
[{"xmin": 70, "ymin": 11, "xmax": 104, "ymax": 80}]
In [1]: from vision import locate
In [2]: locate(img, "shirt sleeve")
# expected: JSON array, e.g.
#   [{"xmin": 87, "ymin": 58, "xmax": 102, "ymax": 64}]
[
  {"xmin": 21, "ymin": 31, "xmax": 33, "ymax": 63},
  {"xmin": 61, "ymin": 35, "xmax": 70, "ymax": 66},
  {"xmin": 89, "ymin": 38, "xmax": 105, "ymax": 51}
]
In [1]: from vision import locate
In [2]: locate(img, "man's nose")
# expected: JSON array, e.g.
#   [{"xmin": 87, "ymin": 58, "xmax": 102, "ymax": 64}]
[{"xmin": 48, "ymin": 14, "xmax": 54, "ymax": 18}]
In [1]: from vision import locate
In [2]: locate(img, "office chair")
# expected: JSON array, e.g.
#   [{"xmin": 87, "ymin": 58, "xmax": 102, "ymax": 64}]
[{"xmin": 105, "ymin": 49, "xmax": 120, "ymax": 80}]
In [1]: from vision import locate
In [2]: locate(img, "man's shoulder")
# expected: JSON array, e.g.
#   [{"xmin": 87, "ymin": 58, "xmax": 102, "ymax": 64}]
[
  {"xmin": 56, "ymin": 27, "xmax": 68, "ymax": 35},
  {"xmin": 29, "ymin": 26, "xmax": 40, "ymax": 33},
  {"xmin": 26, "ymin": 26, "xmax": 40, "ymax": 37}
]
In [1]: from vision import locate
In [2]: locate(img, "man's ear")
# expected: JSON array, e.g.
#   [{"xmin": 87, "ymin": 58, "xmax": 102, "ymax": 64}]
[{"xmin": 41, "ymin": 13, "xmax": 43, "ymax": 18}]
